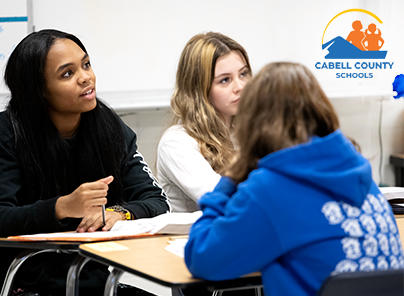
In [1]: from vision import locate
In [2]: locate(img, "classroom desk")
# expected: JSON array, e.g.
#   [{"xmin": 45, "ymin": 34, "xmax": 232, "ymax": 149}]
[
  {"xmin": 396, "ymin": 215, "xmax": 404, "ymax": 246},
  {"xmin": 80, "ymin": 217, "xmax": 404, "ymax": 296},
  {"xmin": 79, "ymin": 236, "xmax": 262, "ymax": 296},
  {"xmin": 1, "ymin": 216, "xmax": 402, "ymax": 296},
  {"xmin": 0, "ymin": 238, "xmax": 86, "ymax": 296}
]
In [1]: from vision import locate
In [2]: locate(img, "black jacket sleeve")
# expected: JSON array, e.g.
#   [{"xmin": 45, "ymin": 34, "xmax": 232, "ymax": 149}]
[
  {"xmin": 0, "ymin": 112, "xmax": 171, "ymax": 237},
  {"xmin": 0, "ymin": 112, "xmax": 67, "ymax": 237},
  {"xmin": 120, "ymin": 121, "xmax": 171, "ymax": 218}
]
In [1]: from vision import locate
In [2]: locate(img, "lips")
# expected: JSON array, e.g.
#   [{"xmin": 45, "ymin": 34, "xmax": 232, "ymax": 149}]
[
  {"xmin": 80, "ymin": 87, "xmax": 96, "ymax": 99},
  {"xmin": 82, "ymin": 89, "xmax": 93, "ymax": 96},
  {"xmin": 81, "ymin": 87, "xmax": 94, "ymax": 96}
]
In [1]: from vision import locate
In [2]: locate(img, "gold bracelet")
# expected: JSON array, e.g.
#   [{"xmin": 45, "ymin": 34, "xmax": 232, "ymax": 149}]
[{"xmin": 106, "ymin": 205, "xmax": 132, "ymax": 220}]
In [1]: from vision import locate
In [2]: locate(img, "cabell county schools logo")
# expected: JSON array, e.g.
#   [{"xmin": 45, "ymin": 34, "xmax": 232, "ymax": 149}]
[{"xmin": 316, "ymin": 9, "xmax": 393, "ymax": 79}]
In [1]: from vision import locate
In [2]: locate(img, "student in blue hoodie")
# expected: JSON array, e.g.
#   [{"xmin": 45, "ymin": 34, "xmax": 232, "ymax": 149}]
[{"xmin": 184, "ymin": 62, "xmax": 404, "ymax": 296}]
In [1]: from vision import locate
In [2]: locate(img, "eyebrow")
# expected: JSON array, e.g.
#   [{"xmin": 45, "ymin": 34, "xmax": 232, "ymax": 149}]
[
  {"xmin": 56, "ymin": 53, "xmax": 89, "ymax": 73},
  {"xmin": 214, "ymin": 65, "xmax": 248, "ymax": 79}
]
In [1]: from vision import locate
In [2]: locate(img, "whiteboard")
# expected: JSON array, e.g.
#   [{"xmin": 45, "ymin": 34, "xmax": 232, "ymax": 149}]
[
  {"xmin": 0, "ymin": 0, "xmax": 33, "ymax": 95},
  {"xmin": 2, "ymin": 0, "xmax": 403, "ymax": 110}
]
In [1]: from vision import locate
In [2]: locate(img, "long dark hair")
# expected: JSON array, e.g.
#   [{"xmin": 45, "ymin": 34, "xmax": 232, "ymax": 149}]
[
  {"xmin": 227, "ymin": 62, "xmax": 340, "ymax": 183},
  {"xmin": 4, "ymin": 29, "xmax": 126, "ymax": 204}
]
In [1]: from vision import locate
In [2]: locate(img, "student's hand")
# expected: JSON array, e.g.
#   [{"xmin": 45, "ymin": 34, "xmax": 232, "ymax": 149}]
[
  {"xmin": 55, "ymin": 176, "xmax": 114, "ymax": 220},
  {"xmin": 76, "ymin": 210, "xmax": 123, "ymax": 232}
]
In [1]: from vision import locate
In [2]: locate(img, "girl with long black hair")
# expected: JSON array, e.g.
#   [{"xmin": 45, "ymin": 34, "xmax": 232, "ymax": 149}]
[{"xmin": 0, "ymin": 29, "xmax": 170, "ymax": 295}]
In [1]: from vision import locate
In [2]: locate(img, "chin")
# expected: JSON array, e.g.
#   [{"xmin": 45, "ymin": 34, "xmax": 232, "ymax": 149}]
[{"xmin": 84, "ymin": 99, "xmax": 98, "ymax": 113}]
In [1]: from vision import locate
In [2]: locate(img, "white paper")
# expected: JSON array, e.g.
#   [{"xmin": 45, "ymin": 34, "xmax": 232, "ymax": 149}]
[
  {"xmin": 11, "ymin": 211, "xmax": 202, "ymax": 240},
  {"xmin": 15, "ymin": 229, "xmax": 146, "ymax": 239},
  {"xmin": 379, "ymin": 187, "xmax": 404, "ymax": 207},
  {"xmin": 164, "ymin": 238, "xmax": 188, "ymax": 258},
  {"xmin": 111, "ymin": 211, "xmax": 202, "ymax": 234}
]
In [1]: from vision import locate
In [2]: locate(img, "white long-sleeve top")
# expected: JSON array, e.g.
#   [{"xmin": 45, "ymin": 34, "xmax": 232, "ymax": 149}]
[{"xmin": 157, "ymin": 124, "xmax": 221, "ymax": 212}]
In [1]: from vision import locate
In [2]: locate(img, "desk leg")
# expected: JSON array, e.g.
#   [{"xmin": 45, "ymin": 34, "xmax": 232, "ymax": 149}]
[
  {"xmin": 211, "ymin": 286, "xmax": 263, "ymax": 296},
  {"xmin": 66, "ymin": 255, "xmax": 90, "ymax": 296},
  {"xmin": 255, "ymin": 287, "xmax": 262, "ymax": 296},
  {"xmin": 103, "ymin": 268, "xmax": 123, "ymax": 296},
  {"xmin": 171, "ymin": 287, "xmax": 186, "ymax": 296},
  {"xmin": 0, "ymin": 249, "xmax": 57, "ymax": 296}
]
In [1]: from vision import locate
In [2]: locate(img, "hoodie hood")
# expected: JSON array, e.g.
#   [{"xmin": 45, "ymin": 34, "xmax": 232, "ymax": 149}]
[{"xmin": 258, "ymin": 129, "xmax": 372, "ymax": 207}]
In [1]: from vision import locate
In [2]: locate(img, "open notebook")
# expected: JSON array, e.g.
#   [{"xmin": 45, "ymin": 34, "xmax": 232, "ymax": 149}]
[
  {"xmin": 379, "ymin": 187, "xmax": 404, "ymax": 215},
  {"xmin": 7, "ymin": 211, "xmax": 202, "ymax": 242}
]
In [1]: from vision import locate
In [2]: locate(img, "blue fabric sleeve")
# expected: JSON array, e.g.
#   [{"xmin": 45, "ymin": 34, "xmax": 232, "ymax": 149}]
[{"xmin": 185, "ymin": 176, "xmax": 282, "ymax": 281}]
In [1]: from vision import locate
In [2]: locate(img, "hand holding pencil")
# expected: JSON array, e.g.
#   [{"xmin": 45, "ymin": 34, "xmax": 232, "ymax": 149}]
[
  {"xmin": 76, "ymin": 176, "xmax": 128, "ymax": 232},
  {"xmin": 54, "ymin": 176, "xmax": 113, "ymax": 226}
]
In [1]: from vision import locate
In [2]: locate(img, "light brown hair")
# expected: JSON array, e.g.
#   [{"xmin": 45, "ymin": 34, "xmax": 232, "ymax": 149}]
[
  {"xmin": 171, "ymin": 32, "xmax": 251, "ymax": 173},
  {"xmin": 227, "ymin": 62, "xmax": 340, "ymax": 182}
]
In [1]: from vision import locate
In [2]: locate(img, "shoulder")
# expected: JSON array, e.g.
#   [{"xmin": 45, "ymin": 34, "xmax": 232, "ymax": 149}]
[
  {"xmin": 97, "ymin": 101, "xmax": 134, "ymax": 138},
  {"xmin": 0, "ymin": 110, "xmax": 9, "ymax": 124},
  {"xmin": 161, "ymin": 124, "xmax": 196, "ymax": 143},
  {"xmin": 240, "ymin": 167, "xmax": 274, "ymax": 189},
  {"xmin": 159, "ymin": 124, "xmax": 198, "ymax": 149},
  {"xmin": 163, "ymin": 124, "xmax": 189, "ymax": 136},
  {"xmin": 0, "ymin": 111, "xmax": 14, "ymax": 141},
  {"xmin": 117, "ymin": 116, "xmax": 135, "ymax": 137},
  {"xmin": 115, "ymin": 117, "xmax": 137, "ymax": 149},
  {"xmin": 98, "ymin": 100, "xmax": 121, "ymax": 123}
]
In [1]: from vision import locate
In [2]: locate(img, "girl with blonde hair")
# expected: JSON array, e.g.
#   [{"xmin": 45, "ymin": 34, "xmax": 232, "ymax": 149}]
[
  {"xmin": 185, "ymin": 62, "xmax": 403, "ymax": 296},
  {"xmin": 157, "ymin": 32, "xmax": 251, "ymax": 212}
]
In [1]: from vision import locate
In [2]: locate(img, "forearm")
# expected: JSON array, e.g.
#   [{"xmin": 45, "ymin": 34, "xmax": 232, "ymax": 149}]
[
  {"xmin": 185, "ymin": 179, "xmax": 276, "ymax": 280},
  {"xmin": 0, "ymin": 197, "xmax": 68, "ymax": 236}
]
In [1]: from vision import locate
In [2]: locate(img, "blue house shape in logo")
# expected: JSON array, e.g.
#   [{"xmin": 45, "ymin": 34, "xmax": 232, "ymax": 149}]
[{"xmin": 322, "ymin": 36, "xmax": 387, "ymax": 59}]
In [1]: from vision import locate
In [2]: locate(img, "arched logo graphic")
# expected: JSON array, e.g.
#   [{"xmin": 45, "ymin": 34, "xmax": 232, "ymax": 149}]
[{"xmin": 322, "ymin": 9, "xmax": 387, "ymax": 59}]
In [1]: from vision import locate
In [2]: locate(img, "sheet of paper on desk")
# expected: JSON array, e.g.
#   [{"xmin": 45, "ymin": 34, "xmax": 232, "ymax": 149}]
[
  {"xmin": 7, "ymin": 230, "xmax": 155, "ymax": 242},
  {"xmin": 111, "ymin": 211, "xmax": 202, "ymax": 235},
  {"xmin": 379, "ymin": 187, "xmax": 404, "ymax": 206},
  {"xmin": 7, "ymin": 211, "xmax": 202, "ymax": 242},
  {"xmin": 165, "ymin": 238, "xmax": 189, "ymax": 258}
]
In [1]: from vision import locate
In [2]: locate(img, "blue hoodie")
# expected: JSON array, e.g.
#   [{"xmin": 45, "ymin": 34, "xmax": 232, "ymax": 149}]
[{"xmin": 185, "ymin": 129, "xmax": 404, "ymax": 296}]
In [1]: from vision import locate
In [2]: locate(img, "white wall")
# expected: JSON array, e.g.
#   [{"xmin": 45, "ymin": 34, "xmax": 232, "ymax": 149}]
[
  {"xmin": 330, "ymin": 97, "xmax": 404, "ymax": 186},
  {"xmin": 1, "ymin": 0, "xmax": 403, "ymax": 185},
  {"xmin": 118, "ymin": 108, "xmax": 172, "ymax": 172},
  {"xmin": 21, "ymin": 0, "xmax": 403, "ymax": 107},
  {"xmin": 120, "ymin": 98, "xmax": 404, "ymax": 187}
]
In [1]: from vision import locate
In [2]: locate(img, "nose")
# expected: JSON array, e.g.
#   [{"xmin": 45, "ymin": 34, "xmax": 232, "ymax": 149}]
[
  {"xmin": 78, "ymin": 69, "xmax": 92, "ymax": 84},
  {"xmin": 233, "ymin": 77, "xmax": 244, "ymax": 94}
]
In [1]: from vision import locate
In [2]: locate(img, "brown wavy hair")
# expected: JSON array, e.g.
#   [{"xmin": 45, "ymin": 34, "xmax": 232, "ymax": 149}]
[
  {"xmin": 227, "ymin": 62, "xmax": 340, "ymax": 183},
  {"xmin": 171, "ymin": 32, "xmax": 251, "ymax": 173}
]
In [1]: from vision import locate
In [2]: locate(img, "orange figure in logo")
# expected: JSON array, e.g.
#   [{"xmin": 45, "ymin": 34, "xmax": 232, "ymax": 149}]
[
  {"xmin": 346, "ymin": 20, "xmax": 366, "ymax": 51},
  {"xmin": 362, "ymin": 23, "xmax": 384, "ymax": 51}
]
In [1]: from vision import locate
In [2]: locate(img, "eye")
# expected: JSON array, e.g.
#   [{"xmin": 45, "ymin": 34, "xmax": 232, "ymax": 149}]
[
  {"xmin": 240, "ymin": 70, "xmax": 249, "ymax": 77},
  {"xmin": 220, "ymin": 77, "xmax": 230, "ymax": 84},
  {"xmin": 84, "ymin": 61, "xmax": 91, "ymax": 69},
  {"xmin": 62, "ymin": 70, "xmax": 73, "ymax": 78}
]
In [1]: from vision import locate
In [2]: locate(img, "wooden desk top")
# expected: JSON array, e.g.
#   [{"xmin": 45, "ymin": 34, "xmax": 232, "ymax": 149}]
[
  {"xmin": 79, "ymin": 236, "xmax": 260, "ymax": 289},
  {"xmin": 395, "ymin": 215, "xmax": 404, "ymax": 246},
  {"xmin": 74, "ymin": 216, "xmax": 404, "ymax": 290}
]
